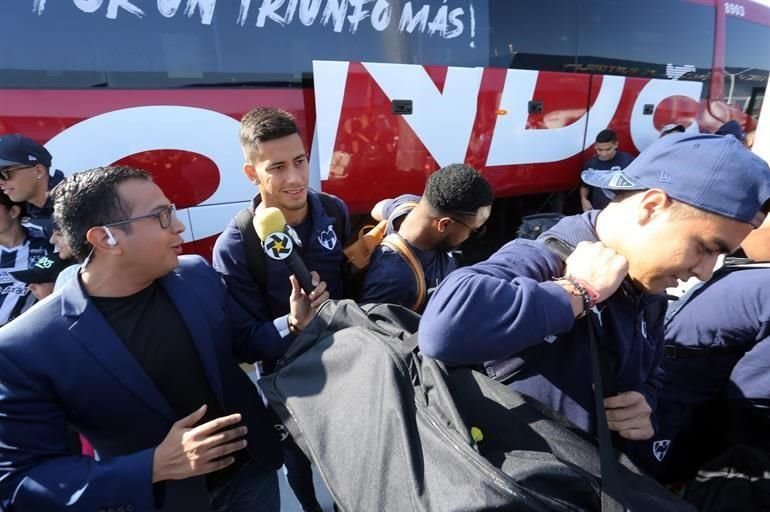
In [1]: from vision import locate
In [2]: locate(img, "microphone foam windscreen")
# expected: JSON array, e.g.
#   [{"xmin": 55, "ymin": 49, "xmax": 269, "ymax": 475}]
[{"xmin": 253, "ymin": 207, "xmax": 287, "ymax": 240}]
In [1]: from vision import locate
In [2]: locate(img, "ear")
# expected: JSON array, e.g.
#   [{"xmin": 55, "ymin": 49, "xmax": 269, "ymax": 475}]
[
  {"xmin": 637, "ymin": 188, "xmax": 671, "ymax": 224},
  {"xmin": 85, "ymin": 226, "xmax": 122, "ymax": 255},
  {"xmin": 34, "ymin": 164, "xmax": 47, "ymax": 180},
  {"xmin": 436, "ymin": 217, "xmax": 452, "ymax": 233},
  {"xmin": 243, "ymin": 162, "xmax": 258, "ymax": 184},
  {"xmin": 8, "ymin": 205, "xmax": 21, "ymax": 219}
]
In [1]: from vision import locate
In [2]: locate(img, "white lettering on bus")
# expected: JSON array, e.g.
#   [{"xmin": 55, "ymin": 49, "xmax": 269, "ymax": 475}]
[
  {"xmin": 105, "ymin": 0, "xmax": 145, "ymax": 19},
  {"xmin": 35, "ymin": 0, "xmax": 475, "ymax": 42},
  {"xmin": 158, "ymin": 0, "xmax": 216, "ymax": 24}
]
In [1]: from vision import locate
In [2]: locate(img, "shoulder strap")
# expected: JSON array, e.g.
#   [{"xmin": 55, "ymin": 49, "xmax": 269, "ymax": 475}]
[
  {"xmin": 381, "ymin": 233, "xmax": 427, "ymax": 312},
  {"xmin": 234, "ymin": 207, "xmax": 268, "ymax": 291},
  {"xmin": 318, "ymin": 192, "xmax": 347, "ymax": 245}
]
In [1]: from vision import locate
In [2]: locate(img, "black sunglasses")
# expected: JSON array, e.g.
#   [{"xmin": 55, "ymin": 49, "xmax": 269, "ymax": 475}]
[
  {"xmin": 0, "ymin": 165, "xmax": 35, "ymax": 181},
  {"xmin": 449, "ymin": 216, "xmax": 487, "ymax": 237}
]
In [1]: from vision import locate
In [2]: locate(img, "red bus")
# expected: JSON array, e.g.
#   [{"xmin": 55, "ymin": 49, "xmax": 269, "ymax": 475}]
[{"xmin": 2, "ymin": 0, "xmax": 769, "ymax": 257}]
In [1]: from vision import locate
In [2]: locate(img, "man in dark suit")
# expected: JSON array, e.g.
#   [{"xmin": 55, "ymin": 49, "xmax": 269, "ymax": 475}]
[{"xmin": 0, "ymin": 166, "xmax": 324, "ymax": 511}]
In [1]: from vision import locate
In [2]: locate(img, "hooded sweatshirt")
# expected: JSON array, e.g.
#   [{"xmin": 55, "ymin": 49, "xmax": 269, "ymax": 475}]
[{"xmin": 419, "ymin": 211, "xmax": 667, "ymax": 436}]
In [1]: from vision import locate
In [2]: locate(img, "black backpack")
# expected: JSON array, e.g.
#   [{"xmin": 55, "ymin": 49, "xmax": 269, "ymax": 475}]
[
  {"xmin": 259, "ymin": 300, "xmax": 695, "ymax": 511},
  {"xmin": 233, "ymin": 192, "xmax": 346, "ymax": 292},
  {"xmin": 516, "ymin": 213, "xmax": 565, "ymax": 241}
]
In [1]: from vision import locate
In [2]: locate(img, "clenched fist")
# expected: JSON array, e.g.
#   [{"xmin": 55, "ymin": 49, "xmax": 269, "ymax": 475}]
[{"xmin": 564, "ymin": 241, "xmax": 628, "ymax": 304}]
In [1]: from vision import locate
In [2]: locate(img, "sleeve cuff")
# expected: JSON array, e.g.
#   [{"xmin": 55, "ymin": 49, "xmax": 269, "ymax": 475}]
[
  {"xmin": 538, "ymin": 280, "xmax": 577, "ymax": 335},
  {"xmin": 274, "ymin": 315, "xmax": 291, "ymax": 339}
]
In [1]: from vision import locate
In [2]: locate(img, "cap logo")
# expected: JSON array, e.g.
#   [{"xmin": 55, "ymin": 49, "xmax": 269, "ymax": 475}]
[
  {"xmin": 608, "ymin": 174, "xmax": 636, "ymax": 189},
  {"xmin": 28, "ymin": 155, "xmax": 37, "ymax": 161},
  {"xmin": 658, "ymin": 170, "xmax": 674, "ymax": 183},
  {"xmin": 35, "ymin": 257, "xmax": 55, "ymax": 270}
]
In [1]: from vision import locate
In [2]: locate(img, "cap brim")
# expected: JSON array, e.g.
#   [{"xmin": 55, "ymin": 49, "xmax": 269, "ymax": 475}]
[
  {"xmin": 581, "ymin": 169, "xmax": 647, "ymax": 192},
  {"xmin": 8, "ymin": 269, "xmax": 53, "ymax": 284},
  {"xmin": 0, "ymin": 158, "xmax": 26, "ymax": 167},
  {"xmin": 9, "ymin": 256, "xmax": 69, "ymax": 284}
]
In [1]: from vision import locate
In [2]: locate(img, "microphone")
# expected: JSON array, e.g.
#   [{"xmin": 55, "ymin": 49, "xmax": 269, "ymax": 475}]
[{"xmin": 253, "ymin": 207, "xmax": 315, "ymax": 294}]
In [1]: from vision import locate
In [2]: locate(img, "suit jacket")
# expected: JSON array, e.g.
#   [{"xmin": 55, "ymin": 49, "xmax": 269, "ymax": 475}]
[{"xmin": 0, "ymin": 256, "xmax": 283, "ymax": 511}]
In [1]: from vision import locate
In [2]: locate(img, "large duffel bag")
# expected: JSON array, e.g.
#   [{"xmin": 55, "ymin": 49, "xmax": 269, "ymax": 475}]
[{"xmin": 260, "ymin": 300, "xmax": 694, "ymax": 511}]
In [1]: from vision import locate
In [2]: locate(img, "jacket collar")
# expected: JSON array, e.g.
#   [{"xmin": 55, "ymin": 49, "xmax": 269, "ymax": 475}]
[{"xmin": 60, "ymin": 269, "xmax": 225, "ymax": 420}]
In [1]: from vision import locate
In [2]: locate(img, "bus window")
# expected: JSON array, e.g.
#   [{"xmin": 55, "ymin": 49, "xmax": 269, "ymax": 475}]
[
  {"xmin": 724, "ymin": 15, "xmax": 770, "ymax": 124},
  {"xmin": 575, "ymin": 0, "xmax": 714, "ymax": 90},
  {"xmin": 1, "ymin": 1, "xmax": 490, "ymax": 89},
  {"xmin": 487, "ymin": 0, "xmax": 578, "ymax": 72}
]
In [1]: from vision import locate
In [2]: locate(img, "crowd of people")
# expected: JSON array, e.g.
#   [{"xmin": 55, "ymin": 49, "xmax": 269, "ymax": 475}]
[{"xmin": 0, "ymin": 108, "xmax": 768, "ymax": 511}]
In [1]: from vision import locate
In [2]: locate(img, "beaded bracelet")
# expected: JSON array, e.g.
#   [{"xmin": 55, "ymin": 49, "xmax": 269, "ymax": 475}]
[{"xmin": 554, "ymin": 275, "xmax": 599, "ymax": 315}]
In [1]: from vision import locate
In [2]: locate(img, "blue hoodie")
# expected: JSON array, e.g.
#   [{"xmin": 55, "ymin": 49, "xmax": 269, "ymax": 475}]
[
  {"xmin": 419, "ymin": 211, "xmax": 667, "ymax": 436},
  {"xmin": 213, "ymin": 190, "xmax": 349, "ymax": 359},
  {"xmin": 627, "ymin": 264, "xmax": 770, "ymax": 477}
]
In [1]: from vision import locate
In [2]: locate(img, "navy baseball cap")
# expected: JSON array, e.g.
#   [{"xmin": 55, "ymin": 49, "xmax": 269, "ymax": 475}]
[
  {"xmin": 582, "ymin": 133, "xmax": 770, "ymax": 227},
  {"xmin": 9, "ymin": 255, "xmax": 69, "ymax": 284},
  {"xmin": 0, "ymin": 134, "xmax": 52, "ymax": 168}
]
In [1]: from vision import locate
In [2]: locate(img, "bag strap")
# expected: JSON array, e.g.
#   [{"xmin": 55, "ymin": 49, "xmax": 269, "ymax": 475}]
[
  {"xmin": 234, "ymin": 207, "xmax": 268, "ymax": 292},
  {"xmin": 542, "ymin": 236, "xmax": 627, "ymax": 512},
  {"xmin": 381, "ymin": 233, "xmax": 427, "ymax": 312},
  {"xmin": 236, "ymin": 193, "xmax": 347, "ymax": 291},
  {"xmin": 586, "ymin": 315, "xmax": 628, "ymax": 512}
]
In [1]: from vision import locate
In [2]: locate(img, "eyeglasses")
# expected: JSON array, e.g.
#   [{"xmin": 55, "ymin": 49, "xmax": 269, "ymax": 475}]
[
  {"xmin": 103, "ymin": 204, "xmax": 177, "ymax": 230},
  {"xmin": 0, "ymin": 165, "xmax": 35, "ymax": 181},
  {"xmin": 450, "ymin": 216, "xmax": 487, "ymax": 237}
]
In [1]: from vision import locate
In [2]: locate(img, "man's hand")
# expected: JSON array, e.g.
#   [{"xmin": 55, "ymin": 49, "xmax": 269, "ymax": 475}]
[
  {"xmin": 564, "ymin": 241, "xmax": 628, "ymax": 303},
  {"xmin": 604, "ymin": 391, "xmax": 654, "ymax": 440},
  {"xmin": 152, "ymin": 405, "xmax": 247, "ymax": 483},
  {"xmin": 289, "ymin": 271, "xmax": 329, "ymax": 330}
]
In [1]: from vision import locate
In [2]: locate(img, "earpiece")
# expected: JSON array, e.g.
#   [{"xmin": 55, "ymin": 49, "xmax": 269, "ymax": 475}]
[{"xmin": 103, "ymin": 226, "xmax": 118, "ymax": 247}]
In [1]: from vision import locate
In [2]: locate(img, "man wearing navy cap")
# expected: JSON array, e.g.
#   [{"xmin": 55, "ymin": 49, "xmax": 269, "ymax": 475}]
[
  {"xmin": 419, "ymin": 133, "xmax": 770, "ymax": 450},
  {"xmin": 0, "ymin": 133, "xmax": 65, "ymax": 235}
]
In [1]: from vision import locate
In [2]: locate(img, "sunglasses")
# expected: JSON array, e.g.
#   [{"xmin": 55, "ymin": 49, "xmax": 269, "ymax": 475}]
[
  {"xmin": 0, "ymin": 165, "xmax": 36, "ymax": 181},
  {"xmin": 449, "ymin": 216, "xmax": 487, "ymax": 237}
]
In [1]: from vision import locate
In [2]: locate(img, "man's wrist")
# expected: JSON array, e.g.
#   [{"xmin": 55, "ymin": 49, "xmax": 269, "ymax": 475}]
[
  {"xmin": 288, "ymin": 313, "xmax": 304, "ymax": 334},
  {"xmin": 151, "ymin": 448, "xmax": 165, "ymax": 483},
  {"xmin": 554, "ymin": 278, "xmax": 590, "ymax": 318}
]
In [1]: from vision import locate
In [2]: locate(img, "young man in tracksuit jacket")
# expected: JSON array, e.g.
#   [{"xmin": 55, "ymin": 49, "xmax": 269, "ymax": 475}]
[
  {"xmin": 633, "ymin": 214, "xmax": 770, "ymax": 482},
  {"xmin": 419, "ymin": 133, "xmax": 770, "ymax": 452},
  {"xmin": 361, "ymin": 164, "xmax": 492, "ymax": 312},
  {"xmin": 213, "ymin": 107, "xmax": 349, "ymax": 512}
]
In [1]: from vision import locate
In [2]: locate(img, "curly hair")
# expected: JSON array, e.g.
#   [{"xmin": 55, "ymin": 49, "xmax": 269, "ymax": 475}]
[
  {"xmin": 424, "ymin": 163, "xmax": 493, "ymax": 217},
  {"xmin": 53, "ymin": 166, "xmax": 151, "ymax": 262}
]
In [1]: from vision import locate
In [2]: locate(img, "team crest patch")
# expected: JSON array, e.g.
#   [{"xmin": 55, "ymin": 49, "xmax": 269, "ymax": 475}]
[
  {"xmin": 318, "ymin": 224, "xmax": 338, "ymax": 251},
  {"xmin": 653, "ymin": 439, "xmax": 671, "ymax": 461},
  {"xmin": 274, "ymin": 424, "xmax": 290, "ymax": 442}
]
